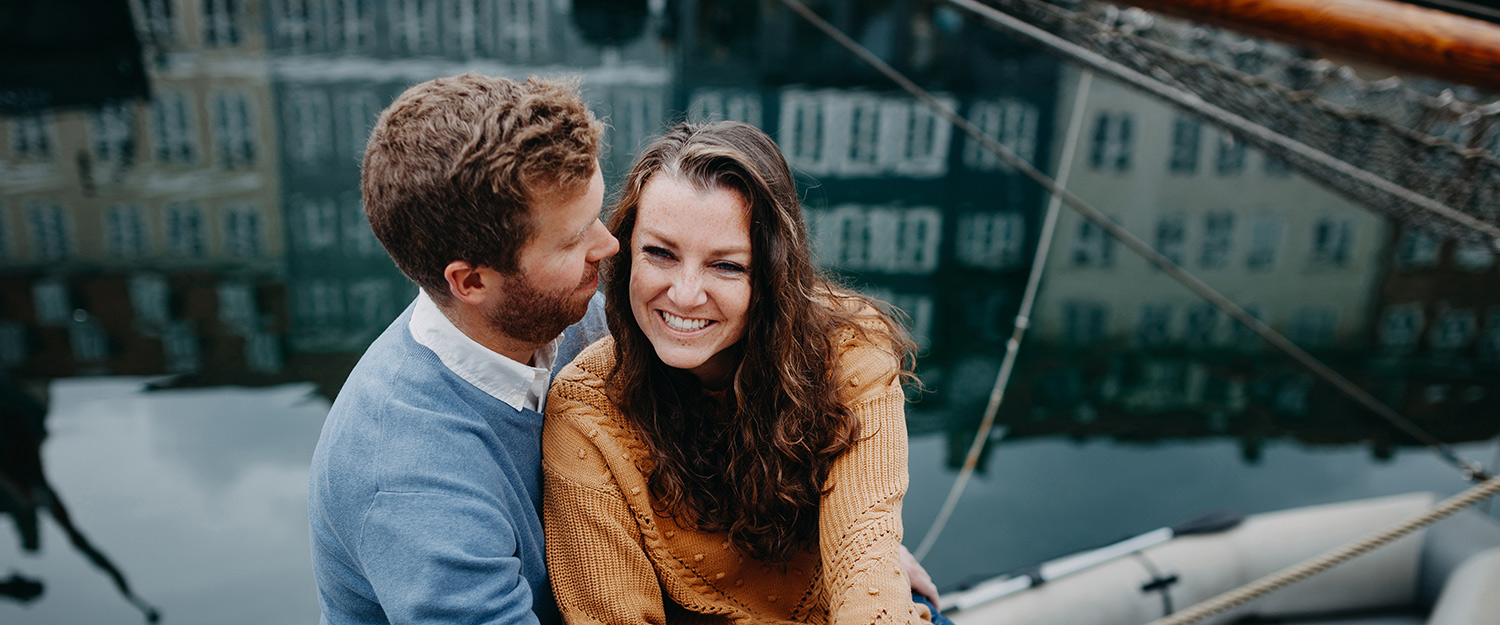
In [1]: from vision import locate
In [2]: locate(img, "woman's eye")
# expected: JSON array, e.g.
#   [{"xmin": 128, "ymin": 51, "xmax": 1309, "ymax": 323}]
[
  {"xmin": 643, "ymin": 246, "xmax": 674, "ymax": 261},
  {"xmin": 714, "ymin": 262, "xmax": 746, "ymax": 275}
]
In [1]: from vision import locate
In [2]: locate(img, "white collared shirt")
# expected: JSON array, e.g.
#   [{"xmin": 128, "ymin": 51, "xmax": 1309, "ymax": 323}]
[{"xmin": 408, "ymin": 291, "xmax": 559, "ymax": 413}]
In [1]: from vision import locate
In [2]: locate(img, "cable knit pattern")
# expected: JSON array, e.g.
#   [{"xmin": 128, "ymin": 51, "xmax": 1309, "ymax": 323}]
[{"xmin": 543, "ymin": 335, "xmax": 932, "ymax": 625}]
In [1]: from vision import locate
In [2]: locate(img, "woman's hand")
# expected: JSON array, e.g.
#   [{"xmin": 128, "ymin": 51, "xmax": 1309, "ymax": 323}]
[{"xmin": 900, "ymin": 544, "xmax": 940, "ymax": 606}]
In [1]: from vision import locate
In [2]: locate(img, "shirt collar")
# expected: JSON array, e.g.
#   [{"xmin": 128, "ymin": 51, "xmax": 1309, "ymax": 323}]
[{"xmin": 408, "ymin": 291, "xmax": 560, "ymax": 413}]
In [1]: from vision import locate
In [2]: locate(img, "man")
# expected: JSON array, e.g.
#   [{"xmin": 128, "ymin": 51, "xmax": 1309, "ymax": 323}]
[
  {"xmin": 308, "ymin": 73, "xmax": 615, "ymax": 625},
  {"xmin": 308, "ymin": 73, "xmax": 937, "ymax": 625}
]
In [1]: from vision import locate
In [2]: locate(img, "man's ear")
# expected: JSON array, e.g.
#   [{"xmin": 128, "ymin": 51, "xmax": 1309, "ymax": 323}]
[{"xmin": 443, "ymin": 261, "xmax": 496, "ymax": 306}]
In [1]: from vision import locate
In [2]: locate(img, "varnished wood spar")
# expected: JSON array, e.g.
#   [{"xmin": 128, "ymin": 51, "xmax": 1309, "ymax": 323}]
[{"xmin": 1119, "ymin": 0, "xmax": 1500, "ymax": 90}]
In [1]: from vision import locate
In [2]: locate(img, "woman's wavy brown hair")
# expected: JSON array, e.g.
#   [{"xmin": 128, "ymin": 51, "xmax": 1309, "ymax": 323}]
[{"xmin": 603, "ymin": 121, "xmax": 916, "ymax": 564}]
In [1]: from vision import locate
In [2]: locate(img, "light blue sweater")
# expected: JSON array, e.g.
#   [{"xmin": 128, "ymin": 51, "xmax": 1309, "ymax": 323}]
[{"xmin": 309, "ymin": 294, "xmax": 607, "ymax": 625}]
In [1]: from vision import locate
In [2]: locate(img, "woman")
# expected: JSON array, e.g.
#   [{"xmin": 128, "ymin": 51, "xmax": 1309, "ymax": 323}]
[{"xmin": 542, "ymin": 121, "xmax": 939, "ymax": 624}]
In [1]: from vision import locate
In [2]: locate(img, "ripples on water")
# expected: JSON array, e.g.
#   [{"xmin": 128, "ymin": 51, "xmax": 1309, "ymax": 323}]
[{"xmin": 1, "ymin": 1, "xmax": 1497, "ymax": 622}]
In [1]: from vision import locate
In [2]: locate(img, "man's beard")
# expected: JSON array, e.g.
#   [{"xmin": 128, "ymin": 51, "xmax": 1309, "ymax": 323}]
[{"xmin": 484, "ymin": 264, "xmax": 599, "ymax": 345}]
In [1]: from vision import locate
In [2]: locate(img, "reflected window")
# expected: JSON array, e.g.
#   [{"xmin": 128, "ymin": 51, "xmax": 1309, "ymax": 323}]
[
  {"xmin": 218, "ymin": 282, "xmax": 258, "ymax": 335},
  {"xmin": 1453, "ymin": 241, "xmax": 1495, "ymax": 272},
  {"xmin": 442, "ymin": 0, "xmax": 476, "ymax": 56},
  {"xmin": 348, "ymin": 279, "xmax": 394, "ymax": 333},
  {"xmin": 271, "ymin": 0, "xmax": 316, "ymax": 50},
  {"xmin": 129, "ymin": 273, "xmax": 170, "ymax": 326},
  {"xmin": 1071, "ymin": 218, "xmax": 1115, "ymax": 268},
  {"xmin": 342, "ymin": 195, "xmax": 381, "ymax": 256},
  {"xmin": 1394, "ymin": 229, "xmax": 1440, "ymax": 270},
  {"xmin": 163, "ymin": 320, "xmax": 201, "ymax": 373},
  {"xmin": 296, "ymin": 280, "xmax": 345, "ymax": 328},
  {"xmin": 899, "ymin": 101, "xmax": 950, "ymax": 178},
  {"xmin": 689, "ymin": 90, "xmax": 763, "ymax": 127},
  {"xmin": 323, "ymin": 0, "xmax": 377, "ymax": 52},
  {"xmin": 1182, "ymin": 303, "xmax": 1219, "ymax": 346},
  {"xmin": 33, "ymin": 279, "xmax": 71, "ymax": 325},
  {"xmin": 955, "ymin": 212, "xmax": 1024, "ymax": 270},
  {"xmin": 964, "ymin": 99, "xmax": 1038, "ymax": 173},
  {"xmin": 0, "ymin": 322, "xmax": 25, "ymax": 366},
  {"xmin": 1167, "ymin": 115, "xmax": 1200, "ymax": 174},
  {"xmin": 90, "ymin": 102, "xmax": 138, "ymax": 166},
  {"xmin": 1062, "ymin": 300, "xmax": 1108, "ymax": 344},
  {"xmin": 1087, "ymin": 112, "xmax": 1132, "ymax": 172},
  {"xmin": 1430, "ymin": 308, "xmax": 1477, "ymax": 352},
  {"xmin": 394, "ymin": 0, "xmax": 441, "ymax": 55},
  {"xmin": 135, "ymin": 0, "xmax": 177, "ymax": 43},
  {"xmin": 810, "ymin": 205, "xmax": 941, "ymax": 274},
  {"xmin": 341, "ymin": 91, "xmax": 382, "ymax": 160},
  {"xmin": 1245, "ymin": 216, "xmax": 1282, "ymax": 272},
  {"xmin": 151, "ymin": 90, "xmax": 198, "ymax": 165},
  {"xmin": 105, "ymin": 204, "xmax": 148, "ymax": 258},
  {"xmin": 10, "ymin": 114, "xmax": 53, "ymax": 161},
  {"xmin": 1215, "ymin": 133, "xmax": 1245, "ymax": 175},
  {"xmin": 780, "ymin": 92, "xmax": 826, "ymax": 174},
  {"xmin": 1288, "ymin": 307, "xmax": 1337, "ymax": 347},
  {"xmin": 247, "ymin": 332, "xmax": 284, "ymax": 373},
  {"xmin": 1154, "ymin": 215, "xmax": 1185, "ymax": 266},
  {"xmin": 608, "ymin": 89, "xmax": 662, "ymax": 165},
  {"xmin": 211, "ymin": 90, "xmax": 257, "ymax": 169},
  {"xmin": 1310, "ymin": 218, "xmax": 1355, "ymax": 267},
  {"xmin": 223, "ymin": 203, "xmax": 263, "ymax": 258},
  {"xmin": 295, "ymin": 196, "xmax": 339, "ymax": 251},
  {"xmin": 202, "ymin": 0, "xmax": 242, "ymax": 46},
  {"xmin": 483, "ymin": 0, "xmax": 549, "ymax": 60},
  {"xmin": 285, "ymin": 90, "xmax": 332, "ymax": 165},
  {"xmin": 24, "ymin": 199, "xmax": 71, "ymax": 261},
  {"xmin": 1379, "ymin": 303, "xmax": 1424, "ymax": 353},
  {"xmin": 845, "ymin": 97, "xmax": 882, "ymax": 173},
  {"xmin": 1137, "ymin": 304, "xmax": 1173, "ymax": 346},
  {"xmin": 1200, "ymin": 213, "xmax": 1234, "ymax": 269},
  {"xmin": 165, "ymin": 202, "xmax": 207, "ymax": 257}
]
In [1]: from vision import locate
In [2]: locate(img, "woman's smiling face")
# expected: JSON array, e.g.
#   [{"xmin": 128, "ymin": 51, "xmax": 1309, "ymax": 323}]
[{"xmin": 628, "ymin": 175, "xmax": 752, "ymax": 386}]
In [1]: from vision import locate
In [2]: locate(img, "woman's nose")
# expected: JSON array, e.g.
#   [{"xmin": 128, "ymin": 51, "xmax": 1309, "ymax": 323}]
[{"xmin": 667, "ymin": 269, "xmax": 708, "ymax": 308}]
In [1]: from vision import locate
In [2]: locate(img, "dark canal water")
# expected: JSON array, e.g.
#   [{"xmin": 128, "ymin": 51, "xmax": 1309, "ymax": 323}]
[{"xmin": 2, "ymin": 1, "xmax": 1498, "ymax": 623}]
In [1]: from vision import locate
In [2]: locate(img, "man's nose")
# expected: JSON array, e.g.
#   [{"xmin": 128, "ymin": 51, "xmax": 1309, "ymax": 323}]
[
  {"xmin": 667, "ymin": 269, "xmax": 708, "ymax": 308},
  {"xmin": 586, "ymin": 220, "xmax": 619, "ymax": 262}
]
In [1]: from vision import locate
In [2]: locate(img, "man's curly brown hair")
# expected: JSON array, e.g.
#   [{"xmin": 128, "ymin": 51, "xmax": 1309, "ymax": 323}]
[{"xmin": 362, "ymin": 73, "xmax": 604, "ymax": 305}]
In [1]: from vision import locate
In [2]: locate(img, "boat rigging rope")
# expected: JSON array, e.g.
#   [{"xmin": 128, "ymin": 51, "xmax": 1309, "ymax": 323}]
[
  {"xmin": 911, "ymin": 69, "xmax": 1095, "ymax": 562},
  {"xmin": 1145, "ymin": 473, "xmax": 1500, "ymax": 625},
  {"xmin": 777, "ymin": 0, "xmax": 1492, "ymax": 488},
  {"xmin": 943, "ymin": 0, "xmax": 1500, "ymax": 246}
]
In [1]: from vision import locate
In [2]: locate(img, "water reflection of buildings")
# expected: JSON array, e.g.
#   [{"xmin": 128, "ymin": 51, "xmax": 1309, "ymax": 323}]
[
  {"xmin": 0, "ymin": 0, "xmax": 284, "ymax": 381},
  {"xmin": 263, "ymin": 0, "xmax": 673, "ymax": 354},
  {"xmin": 673, "ymin": 0, "xmax": 1061, "ymax": 377}
]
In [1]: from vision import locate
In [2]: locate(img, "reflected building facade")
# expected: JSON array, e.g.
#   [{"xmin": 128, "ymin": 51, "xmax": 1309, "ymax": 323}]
[
  {"xmin": 263, "ymin": 0, "xmax": 673, "ymax": 354},
  {"xmin": 0, "ymin": 0, "xmax": 285, "ymax": 380}
]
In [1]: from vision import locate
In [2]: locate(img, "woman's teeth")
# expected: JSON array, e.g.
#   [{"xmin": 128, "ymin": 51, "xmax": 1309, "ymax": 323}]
[{"xmin": 661, "ymin": 311, "xmax": 711, "ymax": 332}]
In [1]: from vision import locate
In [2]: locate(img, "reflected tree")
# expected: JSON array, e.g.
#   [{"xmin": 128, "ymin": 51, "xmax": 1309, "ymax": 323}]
[{"xmin": 0, "ymin": 376, "xmax": 160, "ymax": 622}]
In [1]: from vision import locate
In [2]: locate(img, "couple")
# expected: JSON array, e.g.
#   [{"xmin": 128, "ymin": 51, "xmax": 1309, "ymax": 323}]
[{"xmin": 309, "ymin": 73, "xmax": 946, "ymax": 625}]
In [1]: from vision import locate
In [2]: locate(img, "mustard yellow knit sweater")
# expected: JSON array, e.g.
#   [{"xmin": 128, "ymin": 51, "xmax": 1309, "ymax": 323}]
[{"xmin": 542, "ymin": 335, "xmax": 932, "ymax": 625}]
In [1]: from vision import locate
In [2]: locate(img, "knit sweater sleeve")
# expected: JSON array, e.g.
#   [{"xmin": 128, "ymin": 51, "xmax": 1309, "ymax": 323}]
[
  {"xmin": 542, "ymin": 357, "xmax": 668, "ymax": 625},
  {"xmin": 819, "ymin": 339, "xmax": 933, "ymax": 625}
]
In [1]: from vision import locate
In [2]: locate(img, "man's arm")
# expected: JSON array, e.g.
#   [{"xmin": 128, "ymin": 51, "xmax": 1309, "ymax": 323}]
[{"xmin": 356, "ymin": 489, "xmax": 542, "ymax": 625}]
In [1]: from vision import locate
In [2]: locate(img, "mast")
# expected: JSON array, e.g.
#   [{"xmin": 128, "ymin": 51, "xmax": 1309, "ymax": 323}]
[{"xmin": 1117, "ymin": 0, "xmax": 1500, "ymax": 90}]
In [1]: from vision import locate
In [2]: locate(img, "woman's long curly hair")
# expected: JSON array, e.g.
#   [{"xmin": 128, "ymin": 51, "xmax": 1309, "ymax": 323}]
[{"xmin": 603, "ymin": 121, "xmax": 916, "ymax": 564}]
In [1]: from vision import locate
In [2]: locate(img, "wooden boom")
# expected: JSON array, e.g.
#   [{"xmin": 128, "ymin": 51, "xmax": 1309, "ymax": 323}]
[{"xmin": 1118, "ymin": 0, "xmax": 1500, "ymax": 90}]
